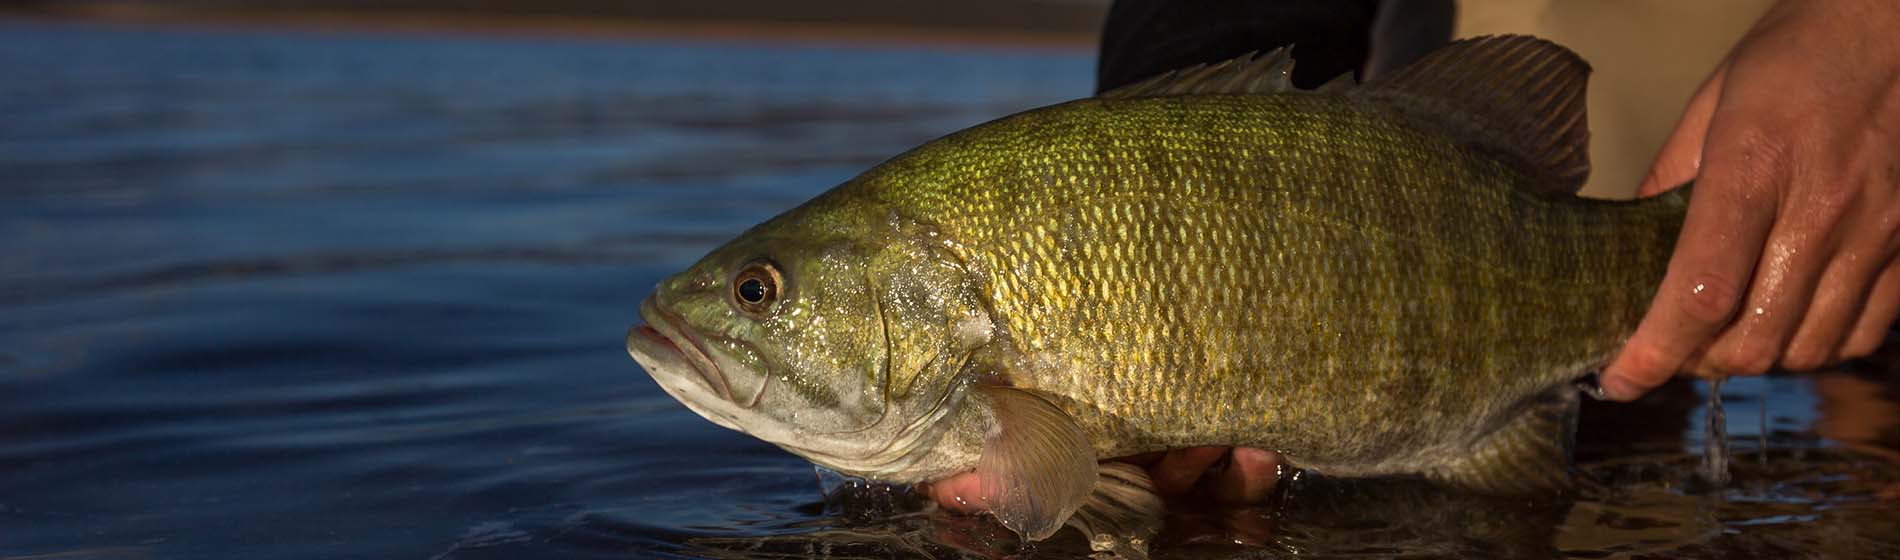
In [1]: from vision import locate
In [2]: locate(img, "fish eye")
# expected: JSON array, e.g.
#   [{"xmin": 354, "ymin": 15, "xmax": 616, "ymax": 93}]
[{"xmin": 731, "ymin": 260, "xmax": 781, "ymax": 313}]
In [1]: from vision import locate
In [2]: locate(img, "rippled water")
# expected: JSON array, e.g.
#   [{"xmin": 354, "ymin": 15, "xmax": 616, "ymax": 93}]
[{"xmin": 2, "ymin": 19, "xmax": 1895, "ymax": 559}]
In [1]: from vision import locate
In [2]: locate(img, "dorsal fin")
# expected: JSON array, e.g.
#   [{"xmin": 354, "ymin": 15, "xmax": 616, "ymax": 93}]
[
  {"xmin": 1354, "ymin": 35, "xmax": 1592, "ymax": 194},
  {"xmin": 1098, "ymin": 47, "xmax": 1298, "ymax": 99},
  {"xmin": 1314, "ymin": 71, "xmax": 1358, "ymax": 94}
]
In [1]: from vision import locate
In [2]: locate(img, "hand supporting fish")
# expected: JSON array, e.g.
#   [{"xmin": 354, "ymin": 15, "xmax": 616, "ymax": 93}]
[
  {"xmin": 927, "ymin": 447, "xmax": 1285, "ymax": 514},
  {"xmin": 628, "ymin": 36, "xmax": 1683, "ymax": 550},
  {"xmin": 1600, "ymin": 0, "xmax": 1900, "ymax": 399}
]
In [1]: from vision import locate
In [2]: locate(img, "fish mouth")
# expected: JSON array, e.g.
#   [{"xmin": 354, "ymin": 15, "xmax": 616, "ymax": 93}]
[{"xmin": 629, "ymin": 296, "xmax": 735, "ymax": 404}]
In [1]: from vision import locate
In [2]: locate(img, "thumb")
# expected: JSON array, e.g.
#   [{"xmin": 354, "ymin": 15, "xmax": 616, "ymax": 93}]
[{"xmin": 1637, "ymin": 61, "xmax": 1728, "ymax": 198}]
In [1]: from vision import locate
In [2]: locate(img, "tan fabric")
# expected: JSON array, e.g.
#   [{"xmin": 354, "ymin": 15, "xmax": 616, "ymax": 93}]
[{"xmin": 1456, "ymin": 0, "xmax": 1773, "ymax": 198}]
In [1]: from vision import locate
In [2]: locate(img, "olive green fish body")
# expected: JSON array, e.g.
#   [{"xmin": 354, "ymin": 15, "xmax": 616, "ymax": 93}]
[
  {"xmin": 629, "ymin": 37, "xmax": 1688, "ymax": 544},
  {"xmin": 852, "ymin": 91, "xmax": 1684, "ymax": 474}
]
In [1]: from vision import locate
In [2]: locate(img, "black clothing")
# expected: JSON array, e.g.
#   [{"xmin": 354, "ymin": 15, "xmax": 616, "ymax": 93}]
[{"xmin": 1096, "ymin": 0, "xmax": 1454, "ymax": 93}]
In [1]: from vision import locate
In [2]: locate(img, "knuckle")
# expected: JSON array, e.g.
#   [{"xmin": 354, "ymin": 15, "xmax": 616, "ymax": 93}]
[
  {"xmin": 1806, "ymin": 178, "xmax": 1859, "ymax": 221},
  {"xmin": 1716, "ymin": 124, "xmax": 1792, "ymax": 190},
  {"xmin": 1615, "ymin": 342, "xmax": 1675, "ymax": 382},
  {"xmin": 1707, "ymin": 342, "xmax": 1779, "ymax": 376},
  {"xmin": 1671, "ymin": 273, "xmax": 1745, "ymax": 326},
  {"xmin": 1877, "ymin": 196, "xmax": 1900, "ymax": 252},
  {"xmin": 1702, "ymin": 334, "xmax": 1786, "ymax": 377}
]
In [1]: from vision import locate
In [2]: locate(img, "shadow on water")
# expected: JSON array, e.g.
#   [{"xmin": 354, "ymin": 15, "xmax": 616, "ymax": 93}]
[{"xmin": 0, "ymin": 18, "xmax": 1895, "ymax": 560}]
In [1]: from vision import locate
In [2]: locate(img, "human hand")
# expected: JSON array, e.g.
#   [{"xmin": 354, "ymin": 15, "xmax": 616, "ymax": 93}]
[
  {"xmin": 926, "ymin": 447, "xmax": 1284, "ymax": 515},
  {"xmin": 1601, "ymin": 0, "xmax": 1900, "ymax": 400}
]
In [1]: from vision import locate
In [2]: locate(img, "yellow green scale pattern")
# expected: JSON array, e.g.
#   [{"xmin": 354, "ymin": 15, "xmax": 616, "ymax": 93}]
[{"xmin": 849, "ymin": 93, "xmax": 1686, "ymax": 470}]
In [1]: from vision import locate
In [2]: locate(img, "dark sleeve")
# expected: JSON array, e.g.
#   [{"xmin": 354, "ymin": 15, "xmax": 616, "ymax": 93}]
[{"xmin": 1096, "ymin": 0, "xmax": 1453, "ymax": 94}]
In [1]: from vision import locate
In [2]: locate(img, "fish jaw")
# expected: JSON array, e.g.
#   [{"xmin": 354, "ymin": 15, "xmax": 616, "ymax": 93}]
[
  {"xmin": 631, "ymin": 295, "xmax": 736, "ymax": 402},
  {"xmin": 627, "ymin": 324, "xmax": 748, "ymax": 435},
  {"xmin": 627, "ymin": 298, "xmax": 989, "ymax": 483},
  {"xmin": 627, "ymin": 295, "xmax": 943, "ymax": 480},
  {"xmin": 628, "ymin": 292, "xmax": 781, "ymax": 438}
]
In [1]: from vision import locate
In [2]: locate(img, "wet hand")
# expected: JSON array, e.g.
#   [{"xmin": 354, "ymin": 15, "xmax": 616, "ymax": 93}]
[
  {"xmin": 1602, "ymin": 0, "xmax": 1900, "ymax": 400},
  {"xmin": 926, "ymin": 446, "xmax": 1284, "ymax": 514}
]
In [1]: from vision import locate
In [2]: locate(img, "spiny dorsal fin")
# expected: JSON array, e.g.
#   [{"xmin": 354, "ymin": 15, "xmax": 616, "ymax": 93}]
[
  {"xmin": 1314, "ymin": 71, "xmax": 1358, "ymax": 93},
  {"xmin": 1354, "ymin": 35, "xmax": 1592, "ymax": 194},
  {"xmin": 1098, "ymin": 46, "xmax": 1297, "ymax": 99}
]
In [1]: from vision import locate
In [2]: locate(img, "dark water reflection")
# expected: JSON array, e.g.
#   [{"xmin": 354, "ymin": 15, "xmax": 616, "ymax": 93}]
[{"xmin": 1, "ymin": 19, "xmax": 1894, "ymax": 559}]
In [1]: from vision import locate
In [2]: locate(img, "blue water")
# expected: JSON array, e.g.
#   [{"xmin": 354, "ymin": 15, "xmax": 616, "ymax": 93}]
[{"xmin": 2, "ymin": 19, "xmax": 1896, "ymax": 559}]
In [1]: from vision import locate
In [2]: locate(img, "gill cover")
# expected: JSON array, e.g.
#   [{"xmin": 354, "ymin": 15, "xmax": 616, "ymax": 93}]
[{"xmin": 863, "ymin": 223, "xmax": 993, "ymax": 403}]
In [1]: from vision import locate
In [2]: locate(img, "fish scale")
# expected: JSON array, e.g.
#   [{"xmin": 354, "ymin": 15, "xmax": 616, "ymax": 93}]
[
  {"xmin": 846, "ymin": 90, "xmax": 1682, "ymax": 465},
  {"xmin": 629, "ymin": 37, "xmax": 1695, "ymax": 545}
]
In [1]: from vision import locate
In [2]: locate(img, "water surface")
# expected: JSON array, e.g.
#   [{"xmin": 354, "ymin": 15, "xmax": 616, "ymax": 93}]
[{"xmin": 2, "ymin": 19, "xmax": 1896, "ymax": 559}]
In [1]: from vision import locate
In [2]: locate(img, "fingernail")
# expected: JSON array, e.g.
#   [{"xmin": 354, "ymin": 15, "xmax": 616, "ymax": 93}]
[{"xmin": 1598, "ymin": 372, "xmax": 1637, "ymax": 401}]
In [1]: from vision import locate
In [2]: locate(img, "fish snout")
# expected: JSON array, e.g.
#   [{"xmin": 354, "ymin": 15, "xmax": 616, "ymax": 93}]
[{"xmin": 630, "ymin": 299, "xmax": 736, "ymax": 403}]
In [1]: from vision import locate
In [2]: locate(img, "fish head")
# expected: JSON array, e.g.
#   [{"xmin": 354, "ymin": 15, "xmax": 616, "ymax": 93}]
[{"xmin": 628, "ymin": 194, "xmax": 993, "ymax": 479}]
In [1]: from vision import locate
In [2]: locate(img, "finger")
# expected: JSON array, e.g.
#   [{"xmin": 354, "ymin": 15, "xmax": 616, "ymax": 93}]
[
  {"xmin": 1784, "ymin": 248, "xmax": 1887, "ymax": 370},
  {"xmin": 1697, "ymin": 187, "xmax": 1850, "ymax": 376},
  {"xmin": 1115, "ymin": 451, "xmax": 1167, "ymax": 468},
  {"xmin": 1208, "ymin": 447, "xmax": 1283, "ymax": 505},
  {"xmin": 1839, "ymin": 261, "xmax": 1900, "ymax": 359},
  {"xmin": 927, "ymin": 471, "xmax": 987, "ymax": 514},
  {"xmin": 1150, "ymin": 446, "xmax": 1227, "ymax": 497},
  {"xmin": 1601, "ymin": 156, "xmax": 1778, "ymax": 399},
  {"xmin": 1637, "ymin": 61, "xmax": 1728, "ymax": 198}
]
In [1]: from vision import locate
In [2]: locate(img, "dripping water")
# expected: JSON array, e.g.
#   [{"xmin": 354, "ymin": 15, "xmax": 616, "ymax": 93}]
[
  {"xmin": 1758, "ymin": 378, "xmax": 1769, "ymax": 468},
  {"xmin": 812, "ymin": 465, "xmax": 927, "ymax": 523},
  {"xmin": 1700, "ymin": 376, "xmax": 1731, "ymax": 487}
]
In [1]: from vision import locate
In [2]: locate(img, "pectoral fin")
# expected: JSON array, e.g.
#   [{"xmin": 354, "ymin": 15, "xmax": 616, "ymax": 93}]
[
  {"xmin": 974, "ymin": 384, "xmax": 1098, "ymax": 541},
  {"xmin": 1427, "ymin": 385, "xmax": 1580, "ymax": 494}
]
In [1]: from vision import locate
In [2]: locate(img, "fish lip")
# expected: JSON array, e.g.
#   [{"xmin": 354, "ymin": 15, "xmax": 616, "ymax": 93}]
[{"xmin": 632, "ymin": 295, "xmax": 735, "ymax": 403}]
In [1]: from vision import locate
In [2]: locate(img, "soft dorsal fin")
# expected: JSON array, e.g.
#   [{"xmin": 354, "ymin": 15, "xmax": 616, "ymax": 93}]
[
  {"xmin": 1098, "ymin": 47, "xmax": 1298, "ymax": 99},
  {"xmin": 1354, "ymin": 35, "xmax": 1592, "ymax": 194}
]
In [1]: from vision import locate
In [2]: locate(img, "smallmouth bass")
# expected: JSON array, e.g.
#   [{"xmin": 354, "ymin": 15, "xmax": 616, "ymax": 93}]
[{"xmin": 626, "ymin": 36, "xmax": 1687, "ymax": 546}]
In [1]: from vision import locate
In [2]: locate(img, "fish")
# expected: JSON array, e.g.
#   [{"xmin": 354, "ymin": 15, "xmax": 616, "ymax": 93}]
[{"xmin": 625, "ymin": 35, "xmax": 1689, "ymax": 548}]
